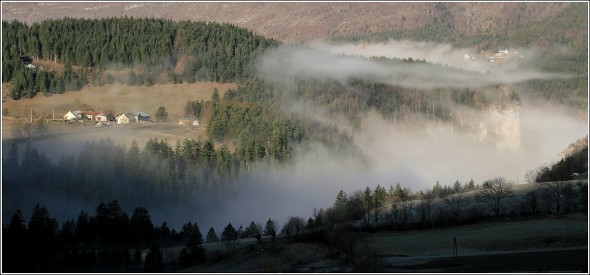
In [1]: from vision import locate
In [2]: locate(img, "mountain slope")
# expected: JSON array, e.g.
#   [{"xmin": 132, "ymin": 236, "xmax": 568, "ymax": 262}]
[{"xmin": 1, "ymin": 2, "xmax": 575, "ymax": 43}]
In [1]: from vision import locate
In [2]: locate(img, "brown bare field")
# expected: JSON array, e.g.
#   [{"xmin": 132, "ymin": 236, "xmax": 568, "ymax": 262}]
[
  {"xmin": 1, "ymin": 82, "xmax": 236, "ymax": 139},
  {"xmin": 2, "ymin": 82, "xmax": 236, "ymax": 118},
  {"xmin": 1, "ymin": 81, "xmax": 240, "ymax": 164}
]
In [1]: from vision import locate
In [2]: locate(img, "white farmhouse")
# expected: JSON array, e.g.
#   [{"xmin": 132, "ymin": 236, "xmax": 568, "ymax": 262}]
[
  {"xmin": 95, "ymin": 113, "xmax": 109, "ymax": 122},
  {"xmin": 116, "ymin": 113, "xmax": 134, "ymax": 124},
  {"xmin": 64, "ymin": 110, "xmax": 81, "ymax": 121}
]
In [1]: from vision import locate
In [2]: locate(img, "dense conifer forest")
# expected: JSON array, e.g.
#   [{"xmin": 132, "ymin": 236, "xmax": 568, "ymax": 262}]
[{"xmin": 2, "ymin": 17, "xmax": 278, "ymax": 98}]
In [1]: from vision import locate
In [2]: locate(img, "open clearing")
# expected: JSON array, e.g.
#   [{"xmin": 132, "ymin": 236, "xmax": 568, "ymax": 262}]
[
  {"xmin": 2, "ymin": 81, "xmax": 238, "ymax": 159},
  {"xmin": 1, "ymin": 82, "xmax": 236, "ymax": 141},
  {"xmin": 2, "ymin": 81, "xmax": 236, "ymax": 122}
]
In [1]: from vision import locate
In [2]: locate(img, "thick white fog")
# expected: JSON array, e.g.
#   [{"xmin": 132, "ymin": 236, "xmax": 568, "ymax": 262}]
[
  {"xmin": 199, "ymin": 99, "xmax": 586, "ymax": 232},
  {"xmin": 2, "ymin": 39, "xmax": 587, "ymax": 233},
  {"xmin": 258, "ymin": 41, "xmax": 567, "ymax": 90}
]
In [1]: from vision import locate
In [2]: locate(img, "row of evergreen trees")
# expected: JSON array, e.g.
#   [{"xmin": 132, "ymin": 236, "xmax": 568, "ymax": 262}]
[{"xmin": 2, "ymin": 199, "xmax": 280, "ymax": 272}]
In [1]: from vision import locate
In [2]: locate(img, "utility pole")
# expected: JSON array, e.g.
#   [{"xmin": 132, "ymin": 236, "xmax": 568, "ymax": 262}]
[{"xmin": 53, "ymin": 108, "xmax": 55, "ymax": 120}]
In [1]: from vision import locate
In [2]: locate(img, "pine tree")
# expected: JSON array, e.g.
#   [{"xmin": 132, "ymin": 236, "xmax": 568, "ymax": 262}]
[
  {"xmin": 129, "ymin": 207, "xmax": 154, "ymax": 245},
  {"xmin": 263, "ymin": 218, "xmax": 276, "ymax": 243},
  {"xmin": 205, "ymin": 227, "xmax": 219, "ymax": 243},
  {"xmin": 221, "ymin": 223, "xmax": 238, "ymax": 253},
  {"xmin": 4, "ymin": 143, "xmax": 20, "ymax": 178},
  {"xmin": 211, "ymin": 88, "xmax": 220, "ymax": 103},
  {"xmin": 180, "ymin": 222, "xmax": 205, "ymax": 266},
  {"xmin": 155, "ymin": 106, "xmax": 169, "ymax": 122},
  {"xmin": 4, "ymin": 209, "xmax": 28, "ymax": 272}
]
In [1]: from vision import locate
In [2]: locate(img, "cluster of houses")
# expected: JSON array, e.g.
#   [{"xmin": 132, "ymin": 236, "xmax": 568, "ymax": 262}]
[
  {"xmin": 463, "ymin": 49, "xmax": 523, "ymax": 63},
  {"xmin": 63, "ymin": 110, "xmax": 151, "ymax": 126},
  {"xmin": 63, "ymin": 110, "xmax": 201, "ymax": 127}
]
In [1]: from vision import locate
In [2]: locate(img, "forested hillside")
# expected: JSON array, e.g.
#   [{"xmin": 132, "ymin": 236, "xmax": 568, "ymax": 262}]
[
  {"xmin": 0, "ymin": 2, "xmax": 575, "ymax": 44},
  {"xmin": 2, "ymin": 18, "xmax": 278, "ymax": 99},
  {"xmin": 1, "ymin": 76, "xmax": 362, "ymax": 225},
  {"xmin": 333, "ymin": 3, "xmax": 588, "ymax": 110},
  {"xmin": 3, "ymin": 5, "xmax": 586, "ymax": 111}
]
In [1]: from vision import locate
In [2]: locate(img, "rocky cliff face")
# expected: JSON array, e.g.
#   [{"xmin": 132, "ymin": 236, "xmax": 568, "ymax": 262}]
[
  {"xmin": 478, "ymin": 102, "xmax": 521, "ymax": 151},
  {"xmin": 448, "ymin": 85, "xmax": 522, "ymax": 151}
]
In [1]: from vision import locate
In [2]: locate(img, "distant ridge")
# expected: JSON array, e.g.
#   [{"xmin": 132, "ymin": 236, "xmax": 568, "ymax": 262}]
[{"xmin": 2, "ymin": 2, "xmax": 571, "ymax": 43}]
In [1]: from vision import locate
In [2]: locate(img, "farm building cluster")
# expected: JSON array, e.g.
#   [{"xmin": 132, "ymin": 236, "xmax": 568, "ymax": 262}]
[
  {"xmin": 63, "ymin": 110, "xmax": 200, "ymax": 127},
  {"xmin": 463, "ymin": 49, "xmax": 523, "ymax": 63},
  {"xmin": 63, "ymin": 110, "xmax": 151, "ymax": 126}
]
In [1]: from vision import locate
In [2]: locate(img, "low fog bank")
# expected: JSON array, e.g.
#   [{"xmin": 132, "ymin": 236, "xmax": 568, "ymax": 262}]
[
  {"xmin": 2, "ymin": 38, "xmax": 586, "ymax": 234},
  {"xmin": 258, "ymin": 41, "xmax": 566, "ymax": 90},
  {"xmin": 309, "ymin": 40, "xmax": 539, "ymax": 74},
  {"xmin": 353, "ymin": 101, "xmax": 587, "ymax": 190},
  {"xmin": 172, "ymin": 99, "xmax": 587, "ymax": 232},
  {"xmin": 2, "ymin": 99, "xmax": 586, "ymax": 233}
]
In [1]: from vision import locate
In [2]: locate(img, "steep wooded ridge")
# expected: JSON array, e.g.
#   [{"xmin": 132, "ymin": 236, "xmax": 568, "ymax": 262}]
[{"xmin": 0, "ymin": 2, "xmax": 579, "ymax": 44}]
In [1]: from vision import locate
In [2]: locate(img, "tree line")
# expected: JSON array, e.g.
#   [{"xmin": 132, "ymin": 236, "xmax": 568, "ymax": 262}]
[
  {"xmin": 291, "ymin": 174, "xmax": 586, "ymax": 264},
  {"xmin": 301, "ymin": 143, "xmax": 588, "ymax": 238},
  {"xmin": 2, "ymin": 199, "xmax": 282, "ymax": 272}
]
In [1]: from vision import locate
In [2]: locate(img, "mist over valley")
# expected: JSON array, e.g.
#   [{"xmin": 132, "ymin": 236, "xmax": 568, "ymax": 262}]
[{"xmin": 1, "ymin": 2, "xmax": 588, "ymax": 273}]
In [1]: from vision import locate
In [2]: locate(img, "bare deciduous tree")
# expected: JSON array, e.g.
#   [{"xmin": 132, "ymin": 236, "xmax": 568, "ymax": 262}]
[
  {"xmin": 441, "ymin": 181, "xmax": 468, "ymax": 222},
  {"xmin": 576, "ymin": 181, "xmax": 588, "ymax": 212},
  {"xmin": 525, "ymin": 190, "xmax": 538, "ymax": 214},
  {"xmin": 417, "ymin": 189, "xmax": 435, "ymax": 227},
  {"xmin": 477, "ymin": 177, "xmax": 513, "ymax": 217},
  {"xmin": 398, "ymin": 197, "xmax": 413, "ymax": 228},
  {"xmin": 362, "ymin": 186, "xmax": 373, "ymax": 228},
  {"xmin": 525, "ymin": 166, "xmax": 544, "ymax": 184},
  {"xmin": 347, "ymin": 190, "xmax": 365, "ymax": 229},
  {"xmin": 282, "ymin": 216, "xmax": 305, "ymax": 242},
  {"xmin": 537, "ymin": 180, "xmax": 570, "ymax": 215}
]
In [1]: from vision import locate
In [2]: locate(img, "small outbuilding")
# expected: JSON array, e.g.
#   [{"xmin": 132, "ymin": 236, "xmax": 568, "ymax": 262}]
[
  {"xmin": 133, "ymin": 112, "xmax": 150, "ymax": 122},
  {"xmin": 95, "ymin": 113, "xmax": 109, "ymax": 122},
  {"xmin": 178, "ymin": 118, "xmax": 192, "ymax": 125}
]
